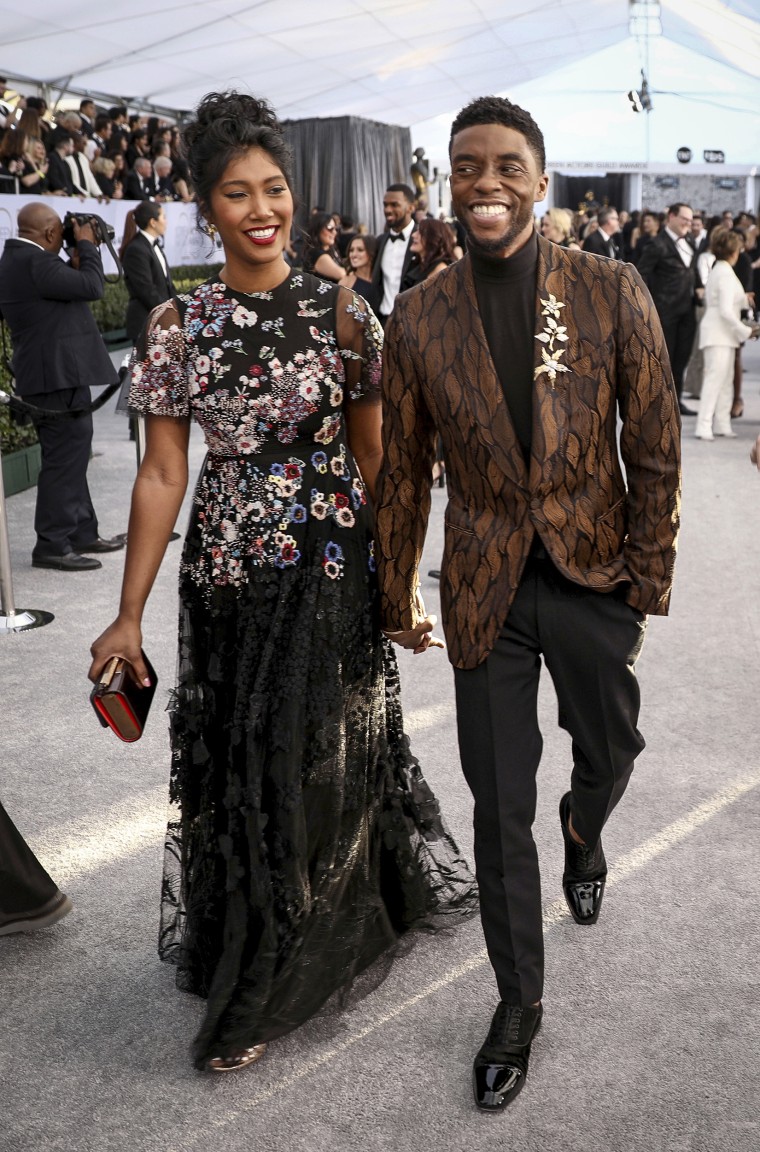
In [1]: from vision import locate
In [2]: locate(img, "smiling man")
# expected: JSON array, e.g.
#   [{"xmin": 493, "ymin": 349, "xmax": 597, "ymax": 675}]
[
  {"xmin": 371, "ymin": 183, "xmax": 418, "ymax": 325},
  {"xmin": 375, "ymin": 96, "xmax": 681, "ymax": 1112}
]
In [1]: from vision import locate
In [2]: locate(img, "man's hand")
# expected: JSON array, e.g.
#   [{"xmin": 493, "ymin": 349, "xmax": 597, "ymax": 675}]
[
  {"xmin": 72, "ymin": 218, "xmax": 97, "ymax": 246},
  {"xmin": 383, "ymin": 615, "xmax": 445, "ymax": 654}
]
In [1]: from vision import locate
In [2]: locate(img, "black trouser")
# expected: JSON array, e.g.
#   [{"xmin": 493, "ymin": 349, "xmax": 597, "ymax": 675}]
[
  {"xmin": 28, "ymin": 386, "xmax": 98, "ymax": 558},
  {"xmin": 660, "ymin": 310, "xmax": 697, "ymax": 400},
  {"xmin": 0, "ymin": 800, "xmax": 58, "ymax": 915},
  {"xmin": 454, "ymin": 556, "xmax": 647, "ymax": 1006}
]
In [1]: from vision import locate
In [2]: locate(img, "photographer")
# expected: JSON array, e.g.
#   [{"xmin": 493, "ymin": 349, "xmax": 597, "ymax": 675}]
[{"xmin": 0, "ymin": 203, "xmax": 123, "ymax": 570}]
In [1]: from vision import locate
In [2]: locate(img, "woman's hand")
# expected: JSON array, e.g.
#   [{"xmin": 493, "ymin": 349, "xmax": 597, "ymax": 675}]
[
  {"xmin": 89, "ymin": 618, "xmax": 151, "ymax": 687},
  {"xmin": 383, "ymin": 615, "xmax": 445, "ymax": 654},
  {"xmin": 751, "ymin": 435, "xmax": 760, "ymax": 470}
]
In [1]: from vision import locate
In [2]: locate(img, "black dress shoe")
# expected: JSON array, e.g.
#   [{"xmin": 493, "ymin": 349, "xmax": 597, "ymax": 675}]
[
  {"xmin": 559, "ymin": 791, "xmax": 607, "ymax": 924},
  {"xmin": 32, "ymin": 552, "xmax": 102, "ymax": 571},
  {"xmin": 473, "ymin": 1002, "xmax": 543, "ymax": 1111},
  {"xmin": 71, "ymin": 536, "xmax": 126, "ymax": 554},
  {"xmin": 428, "ymin": 569, "xmax": 441, "ymax": 580},
  {"xmin": 678, "ymin": 402, "xmax": 696, "ymax": 416},
  {"xmin": 0, "ymin": 891, "xmax": 73, "ymax": 936}
]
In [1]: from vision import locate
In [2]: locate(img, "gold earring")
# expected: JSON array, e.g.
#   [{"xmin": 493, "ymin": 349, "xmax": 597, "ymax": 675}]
[{"xmin": 205, "ymin": 222, "xmax": 217, "ymax": 238}]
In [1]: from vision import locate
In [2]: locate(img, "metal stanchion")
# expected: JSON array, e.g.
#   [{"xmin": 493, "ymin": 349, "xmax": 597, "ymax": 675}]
[{"xmin": 0, "ymin": 443, "xmax": 54, "ymax": 634}]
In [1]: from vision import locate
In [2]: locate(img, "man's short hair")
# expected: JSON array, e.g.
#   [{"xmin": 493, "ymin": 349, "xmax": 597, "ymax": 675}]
[
  {"xmin": 80, "ymin": 98, "xmax": 95, "ymax": 111},
  {"xmin": 667, "ymin": 202, "xmax": 691, "ymax": 219},
  {"xmin": 385, "ymin": 183, "xmax": 415, "ymax": 203},
  {"xmin": 449, "ymin": 95, "xmax": 546, "ymax": 172},
  {"xmin": 597, "ymin": 206, "xmax": 618, "ymax": 228},
  {"xmin": 134, "ymin": 201, "xmax": 162, "ymax": 230},
  {"xmin": 109, "ymin": 105, "xmax": 127, "ymax": 121},
  {"xmin": 54, "ymin": 131, "xmax": 73, "ymax": 149},
  {"xmin": 94, "ymin": 114, "xmax": 111, "ymax": 133}
]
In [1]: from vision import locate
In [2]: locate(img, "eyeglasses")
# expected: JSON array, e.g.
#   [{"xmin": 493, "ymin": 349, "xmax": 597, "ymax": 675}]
[{"xmin": 324, "ymin": 224, "xmax": 337, "ymax": 232}]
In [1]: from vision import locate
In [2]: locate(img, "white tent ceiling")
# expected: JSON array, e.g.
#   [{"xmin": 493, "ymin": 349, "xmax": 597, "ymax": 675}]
[{"xmin": 3, "ymin": 0, "xmax": 760, "ymax": 127}]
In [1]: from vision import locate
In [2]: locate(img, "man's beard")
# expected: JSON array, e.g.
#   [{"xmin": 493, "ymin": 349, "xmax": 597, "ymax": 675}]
[{"xmin": 458, "ymin": 200, "xmax": 534, "ymax": 255}]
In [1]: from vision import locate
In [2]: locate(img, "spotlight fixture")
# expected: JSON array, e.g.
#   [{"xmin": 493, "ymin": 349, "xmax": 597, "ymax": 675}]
[{"xmin": 628, "ymin": 70, "xmax": 652, "ymax": 113}]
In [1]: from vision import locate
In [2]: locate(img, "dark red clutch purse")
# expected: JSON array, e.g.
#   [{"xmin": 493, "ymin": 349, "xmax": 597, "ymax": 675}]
[{"xmin": 90, "ymin": 651, "xmax": 157, "ymax": 743}]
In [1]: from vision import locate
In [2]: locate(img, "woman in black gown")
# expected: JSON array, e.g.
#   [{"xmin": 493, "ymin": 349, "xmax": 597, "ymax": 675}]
[
  {"xmin": 89, "ymin": 91, "xmax": 477, "ymax": 1074},
  {"xmin": 301, "ymin": 211, "xmax": 345, "ymax": 282}
]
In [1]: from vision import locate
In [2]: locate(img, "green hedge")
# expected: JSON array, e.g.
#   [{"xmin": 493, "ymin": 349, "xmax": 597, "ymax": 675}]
[{"xmin": 1, "ymin": 264, "xmax": 221, "ymax": 452}]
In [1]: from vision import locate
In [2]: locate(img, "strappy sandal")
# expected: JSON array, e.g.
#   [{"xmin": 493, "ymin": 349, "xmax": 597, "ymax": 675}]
[{"xmin": 206, "ymin": 1043, "xmax": 267, "ymax": 1073}]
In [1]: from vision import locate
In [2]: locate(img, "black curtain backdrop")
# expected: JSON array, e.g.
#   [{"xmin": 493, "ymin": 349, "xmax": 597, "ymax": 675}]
[{"xmin": 281, "ymin": 116, "xmax": 412, "ymax": 237}]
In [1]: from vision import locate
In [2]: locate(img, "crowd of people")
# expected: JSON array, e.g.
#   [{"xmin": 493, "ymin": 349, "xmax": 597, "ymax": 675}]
[
  {"xmin": 295, "ymin": 193, "xmax": 760, "ymax": 446},
  {"xmin": 0, "ymin": 92, "xmax": 192, "ymax": 202},
  {"xmin": 2, "ymin": 81, "xmax": 759, "ymax": 1121}
]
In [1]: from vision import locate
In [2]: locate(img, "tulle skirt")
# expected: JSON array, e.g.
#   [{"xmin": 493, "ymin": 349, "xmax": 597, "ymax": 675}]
[{"xmin": 158, "ymin": 520, "xmax": 478, "ymax": 1068}]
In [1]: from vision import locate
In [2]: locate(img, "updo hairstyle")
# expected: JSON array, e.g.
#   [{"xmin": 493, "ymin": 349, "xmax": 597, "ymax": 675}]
[{"xmin": 181, "ymin": 91, "xmax": 293, "ymax": 216}]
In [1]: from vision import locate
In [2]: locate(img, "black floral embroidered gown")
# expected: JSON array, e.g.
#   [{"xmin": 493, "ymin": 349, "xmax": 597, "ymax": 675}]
[{"xmin": 129, "ymin": 271, "xmax": 477, "ymax": 1068}]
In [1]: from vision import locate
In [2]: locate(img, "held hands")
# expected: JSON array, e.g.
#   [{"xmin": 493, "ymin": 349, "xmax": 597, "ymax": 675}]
[
  {"xmin": 383, "ymin": 615, "xmax": 445, "ymax": 655},
  {"xmin": 89, "ymin": 619, "xmax": 152, "ymax": 688}
]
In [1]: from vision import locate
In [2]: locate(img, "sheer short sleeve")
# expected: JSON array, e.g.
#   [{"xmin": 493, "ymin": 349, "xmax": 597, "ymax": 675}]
[
  {"xmin": 128, "ymin": 299, "xmax": 190, "ymax": 418},
  {"xmin": 335, "ymin": 286, "xmax": 383, "ymax": 407}
]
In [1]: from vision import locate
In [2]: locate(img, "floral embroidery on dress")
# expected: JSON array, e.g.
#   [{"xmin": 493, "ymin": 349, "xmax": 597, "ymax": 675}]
[{"xmin": 127, "ymin": 272, "xmax": 381, "ymax": 599}]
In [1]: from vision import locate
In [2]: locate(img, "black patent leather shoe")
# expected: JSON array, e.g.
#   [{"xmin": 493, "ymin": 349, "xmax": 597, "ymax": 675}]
[
  {"xmin": 473, "ymin": 1002, "xmax": 543, "ymax": 1111},
  {"xmin": 32, "ymin": 552, "xmax": 102, "ymax": 571},
  {"xmin": 71, "ymin": 536, "xmax": 126, "ymax": 554},
  {"xmin": 559, "ymin": 791, "xmax": 607, "ymax": 925}
]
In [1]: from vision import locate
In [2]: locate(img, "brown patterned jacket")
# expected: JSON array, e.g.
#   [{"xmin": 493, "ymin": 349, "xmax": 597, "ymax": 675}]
[{"xmin": 375, "ymin": 233, "xmax": 682, "ymax": 670}]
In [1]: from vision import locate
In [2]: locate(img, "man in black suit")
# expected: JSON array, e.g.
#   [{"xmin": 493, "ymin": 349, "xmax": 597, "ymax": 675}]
[
  {"xmin": 637, "ymin": 202, "xmax": 698, "ymax": 415},
  {"xmin": 78, "ymin": 98, "xmax": 96, "ymax": 138},
  {"xmin": 46, "ymin": 132, "xmax": 76, "ymax": 196},
  {"xmin": 370, "ymin": 183, "xmax": 419, "ymax": 325},
  {"xmin": 122, "ymin": 201, "xmax": 173, "ymax": 342},
  {"xmin": 84, "ymin": 113, "xmax": 112, "ymax": 163},
  {"xmin": 124, "ymin": 157, "xmax": 158, "ymax": 202},
  {"xmin": 582, "ymin": 206, "xmax": 622, "ymax": 259},
  {"xmin": 153, "ymin": 156, "xmax": 177, "ymax": 202},
  {"xmin": 0, "ymin": 203, "xmax": 124, "ymax": 570}
]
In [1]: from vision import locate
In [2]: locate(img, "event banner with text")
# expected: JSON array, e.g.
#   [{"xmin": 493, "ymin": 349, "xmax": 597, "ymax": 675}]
[{"xmin": 0, "ymin": 195, "xmax": 222, "ymax": 274}]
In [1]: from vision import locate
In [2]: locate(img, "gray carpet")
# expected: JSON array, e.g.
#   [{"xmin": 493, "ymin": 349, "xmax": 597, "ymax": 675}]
[{"xmin": 1, "ymin": 343, "xmax": 759, "ymax": 1152}]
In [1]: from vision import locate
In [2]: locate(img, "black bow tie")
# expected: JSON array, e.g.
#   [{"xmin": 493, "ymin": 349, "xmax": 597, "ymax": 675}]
[{"xmin": 388, "ymin": 232, "xmax": 405, "ymax": 242}]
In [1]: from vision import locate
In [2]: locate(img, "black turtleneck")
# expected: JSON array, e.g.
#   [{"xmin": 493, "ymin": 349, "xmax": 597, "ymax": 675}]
[{"xmin": 470, "ymin": 230, "xmax": 538, "ymax": 463}]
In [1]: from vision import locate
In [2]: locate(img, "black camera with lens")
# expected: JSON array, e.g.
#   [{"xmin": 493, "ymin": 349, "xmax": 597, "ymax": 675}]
[
  {"xmin": 61, "ymin": 212, "xmax": 122, "ymax": 281},
  {"xmin": 61, "ymin": 211, "xmax": 115, "ymax": 249}
]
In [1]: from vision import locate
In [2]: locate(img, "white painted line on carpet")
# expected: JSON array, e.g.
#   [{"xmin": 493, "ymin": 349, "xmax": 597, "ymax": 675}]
[
  {"xmin": 609, "ymin": 770, "xmax": 760, "ymax": 884},
  {"xmin": 28, "ymin": 700, "xmax": 450, "ymax": 880},
  {"xmin": 30, "ymin": 787, "xmax": 167, "ymax": 883},
  {"xmin": 192, "ymin": 766, "xmax": 760, "ymax": 1135}
]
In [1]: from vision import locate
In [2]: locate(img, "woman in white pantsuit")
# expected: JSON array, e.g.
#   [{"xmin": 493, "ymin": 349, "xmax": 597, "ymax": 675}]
[{"xmin": 696, "ymin": 228, "xmax": 758, "ymax": 440}]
